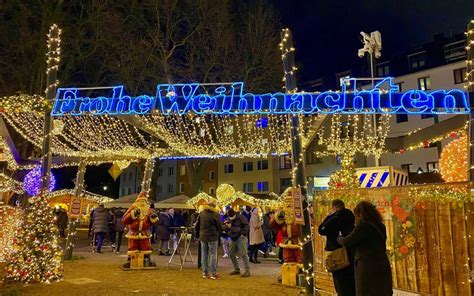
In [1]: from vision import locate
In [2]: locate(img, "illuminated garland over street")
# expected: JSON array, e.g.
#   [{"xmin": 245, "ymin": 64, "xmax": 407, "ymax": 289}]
[{"xmin": 396, "ymin": 125, "xmax": 467, "ymax": 154}]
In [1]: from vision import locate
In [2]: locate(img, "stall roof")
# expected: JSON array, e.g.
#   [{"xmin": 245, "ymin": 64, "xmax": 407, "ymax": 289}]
[{"xmin": 154, "ymin": 194, "xmax": 193, "ymax": 209}]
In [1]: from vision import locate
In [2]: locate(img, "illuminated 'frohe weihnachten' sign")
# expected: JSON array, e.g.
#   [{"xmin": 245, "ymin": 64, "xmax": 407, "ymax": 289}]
[{"xmin": 52, "ymin": 78, "xmax": 470, "ymax": 116}]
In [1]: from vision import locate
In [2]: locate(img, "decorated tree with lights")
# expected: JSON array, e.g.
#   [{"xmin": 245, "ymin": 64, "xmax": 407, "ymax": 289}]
[
  {"xmin": 4, "ymin": 192, "xmax": 63, "ymax": 283},
  {"xmin": 439, "ymin": 135, "xmax": 468, "ymax": 182}
]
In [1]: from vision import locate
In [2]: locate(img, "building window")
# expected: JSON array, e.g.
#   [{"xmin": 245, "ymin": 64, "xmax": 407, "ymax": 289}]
[
  {"xmin": 418, "ymin": 77, "xmax": 431, "ymax": 90},
  {"xmin": 209, "ymin": 171, "xmax": 215, "ymax": 181},
  {"xmin": 401, "ymin": 164, "xmax": 412, "ymax": 173},
  {"xmin": 426, "ymin": 161, "xmax": 438, "ymax": 172},
  {"xmin": 376, "ymin": 64, "xmax": 390, "ymax": 77},
  {"xmin": 179, "ymin": 182, "xmax": 185, "ymax": 193},
  {"xmin": 257, "ymin": 160, "xmax": 268, "ymax": 170},
  {"xmin": 224, "ymin": 164, "xmax": 234, "ymax": 174},
  {"xmin": 453, "ymin": 68, "xmax": 467, "ymax": 84},
  {"xmin": 396, "ymin": 114, "xmax": 408, "ymax": 123},
  {"xmin": 209, "ymin": 187, "xmax": 215, "ymax": 195},
  {"xmin": 128, "ymin": 172, "xmax": 133, "ymax": 181},
  {"xmin": 279, "ymin": 155, "xmax": 292, "ymax": 169},
  {"xmin": 180, "ymin": 165, "xmax": 186, "ymax": 176},
  {"xmin": 167, "ymin": 184, "xmax": 174, "ymax": 193},
  {"xmin": 280, "ymin": 178, "xmax": 292, "ymax": 193},
  {"xmin": 395, "ymin": 82, "xmax": 404, "ymax": 92},
  {"xmin": 158, "ymin": 168, "xmax": 163, "ymax": 177},
  {"xmin": 127, "ymin": 188, "xmax": 132, "ymax": 195},
  {"xmin": 243, "ymin": 161, "xmax": 253, "ymax": 172},
  {"xmin": 157, "ymin": 185, "xmax": 162, "ymax": 194},
  {"xmin": 121, "ymin": 188, "xmax": 126, "ymax": 197},
  {"xmin": 409, "ymin": 52, "xmax": 426, "ymax": 70},
  {"xmin": 257, "ymin": 181, "xmax": 269, "ymax": 192},
  {"xmin": 243, "ymin": 183, "xmax": 253, "ymax": 193},
  {"xmin": 168, "ymin": 167, "xmax": 174, "ymax": 176}
]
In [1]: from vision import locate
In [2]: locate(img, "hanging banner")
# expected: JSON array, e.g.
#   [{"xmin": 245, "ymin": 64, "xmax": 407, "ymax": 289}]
[{"xmin": 290, "ymin": 187, "xmax": 305, "ymax": 225}]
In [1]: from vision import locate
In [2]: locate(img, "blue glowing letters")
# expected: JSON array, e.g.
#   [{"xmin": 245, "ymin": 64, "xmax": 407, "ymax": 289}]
[{"xmin": 51, "ymin": 78, "xmax": 470, "ymax": 116}]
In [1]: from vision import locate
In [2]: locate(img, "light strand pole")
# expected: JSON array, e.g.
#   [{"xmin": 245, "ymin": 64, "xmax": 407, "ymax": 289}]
[
  {"xmin": 40, "ymin": 24, "xmax": 61, "ymax": 193},
  {"xmin": 64, "ymin": 160, "xmax": 86, "ymax": 260},
  {"xmin": 141, "ymin": 157, "xmax": 156, "ymax": 196},
  {"xmin": 280, "ymin": 28, "xmax": 314, "ymax": 295},
  {"xmin": 358, "ymin": 31, "xmax": 382, "ymax": 166},
  {"xmin": 466, "ymin": 20, "xmax": 474, "ymax": 292}
]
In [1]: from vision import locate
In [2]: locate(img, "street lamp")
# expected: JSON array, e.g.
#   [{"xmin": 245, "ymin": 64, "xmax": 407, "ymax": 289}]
[
  {"xmin": 358, "ymin": 30, "xmax": 382, "ymax": 167},
  {"xmin": 103, "ymin": 185, "xmax": 108, "ymax": 191}
]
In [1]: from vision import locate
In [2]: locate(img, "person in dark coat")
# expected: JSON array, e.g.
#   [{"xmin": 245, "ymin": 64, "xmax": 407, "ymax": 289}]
[
  {"xmin": 114, "ymin": 209, "xmax": 125, "ymax": 252},
  {"xmin": 195, "ymin": 201, "xmax": 222, "ymax": 279},
  {"xmin": 337, "ymin": 201, "xmax": 393, "ymax": 296},
  {"xmin": 156, "ymin": 209, "xmax": 171, "ymax": 255},
  {"xmin": 224, "ymin": 208, "xmax": 250, "ymax": 277},
  {"xmin": 318, "ymin": 199, "xmax": 356, "ymax": 296},
  {"xmin": 150, "ymin": 204, "xmax": 157, "ymax": 243},
  {"xmin": 92, "ymin": 204, "xmax": 111, "ymax": 253},
  {"xmin": 57, "ymin": 208, "xmax": 68, "ymax": 237},
  {"xmin": 261, "ymin": 211, "xmax": 276, "ymax": 256}
]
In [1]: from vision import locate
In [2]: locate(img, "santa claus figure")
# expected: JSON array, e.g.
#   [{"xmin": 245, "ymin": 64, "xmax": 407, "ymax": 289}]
[
  {"xmin": 270, "ymin": 209, "xmax": 303, "ymax": 264},
  {"xmin": 122, "ymin": 192, "xmax": 159, "ymax": 268}
]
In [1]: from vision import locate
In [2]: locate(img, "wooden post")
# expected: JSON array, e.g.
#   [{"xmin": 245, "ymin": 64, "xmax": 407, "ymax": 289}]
[
  {"xmin": 64, "ymin": 161, "xmax": 86, "ymax": 260},
  {"xmin": 280, "ymin": 28, "xmax": 314, "ymax": 294},
  {"xmin": 40, "ymin": 24, "xmax": 61, "ymax": 192}
]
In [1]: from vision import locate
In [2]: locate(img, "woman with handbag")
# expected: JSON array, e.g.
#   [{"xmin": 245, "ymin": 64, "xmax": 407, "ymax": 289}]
[
  {"xmin": 318, "ymin": 199, "xmax": 356, "ymax": 296},
  {"xmin": 337, "ymin": 201, "xmax": 393, "ymax": 296}
]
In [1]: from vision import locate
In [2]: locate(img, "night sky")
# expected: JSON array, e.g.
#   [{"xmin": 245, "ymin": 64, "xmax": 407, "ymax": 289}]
[
  {"xmin": 55, "ymin": 1, "xmax": 474, "ymax": 198},
  {"xmin": 274, "ymin": 0, "xmax": 474, "ymax": 81}
]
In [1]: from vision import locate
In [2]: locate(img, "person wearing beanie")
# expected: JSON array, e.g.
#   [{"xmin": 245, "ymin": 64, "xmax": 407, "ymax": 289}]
[{"xmin": 224, "ymin": 207, "xmax": 251, "ymax": 277}]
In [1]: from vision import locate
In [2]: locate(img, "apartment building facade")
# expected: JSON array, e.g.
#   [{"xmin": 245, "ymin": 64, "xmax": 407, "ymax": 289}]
[
  {"xmin": 155, "ymin": 160, "xmax": 177, "ymax": 201},
  {"xmin": 217, "ymin": 157, "xmax": 277, "ymax": 195},
  {"xmin": 118, "ymin": 163, "xmax": 142, "ymax": 197},
  {"xmin": 176, "ymin": 159, "xmax": 218, "ymax": 197}
]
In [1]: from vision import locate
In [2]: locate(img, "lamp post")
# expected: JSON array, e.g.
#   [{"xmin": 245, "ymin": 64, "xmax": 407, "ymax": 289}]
[
  {"xmin": 280, "ymin": 28, "xmax": 314, "ymax": 294},
  {"xmin": 358, "ymin": 31, "xmax": 382, "ymax": 167}
]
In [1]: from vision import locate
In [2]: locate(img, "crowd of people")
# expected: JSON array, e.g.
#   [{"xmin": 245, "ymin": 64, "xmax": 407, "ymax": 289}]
[
  {"xmin": 89, "ymin": 204, "xmax": 189, "ymax": 254},
  {"xmin": 194, "ymin": 203, "xmax": 280, "ymax": 280},
  {"xmin": 318, "ymin": 199, "xmax": 392, "ymax": 296}
]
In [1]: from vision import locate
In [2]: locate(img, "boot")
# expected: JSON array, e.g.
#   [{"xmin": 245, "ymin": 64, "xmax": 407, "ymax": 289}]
[{"xmin": 122, "ymin": 256, "xmax": 131, "ymax": 268}]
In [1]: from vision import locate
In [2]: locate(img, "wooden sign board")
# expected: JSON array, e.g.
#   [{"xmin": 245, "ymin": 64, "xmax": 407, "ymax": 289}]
[{"xmin": 290, "ymin": 188, "xmax": 305, "ymax": 225}]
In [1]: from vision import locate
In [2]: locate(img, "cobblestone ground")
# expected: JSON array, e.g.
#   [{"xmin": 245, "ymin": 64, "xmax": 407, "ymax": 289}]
[{"xmin": 1, "ymin": 229, "xmax": 302, "ymax": 296}]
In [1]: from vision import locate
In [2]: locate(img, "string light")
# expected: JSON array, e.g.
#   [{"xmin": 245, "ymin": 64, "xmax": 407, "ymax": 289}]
[{"xmin": 0, "ymin": 205, "xmax": 22, "ymax": 263}]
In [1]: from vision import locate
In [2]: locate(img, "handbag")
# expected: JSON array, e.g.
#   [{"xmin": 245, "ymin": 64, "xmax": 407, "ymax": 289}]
[{"xmin": 324, "ymin": 246, "xmax": 350, "ymax": 272}]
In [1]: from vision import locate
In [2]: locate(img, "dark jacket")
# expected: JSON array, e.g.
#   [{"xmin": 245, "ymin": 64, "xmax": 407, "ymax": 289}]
[
  {"xmin": 338, "ymin": 221, "xmax": 393, "ymax": 296},
  {"xmin": 114, "ymin": 209, "xmax": 125, "ymax": 232},
  {"xmin": 319, "ymin": 208, "xmax": 356, "ymax": 296},
  {"xmin": 318, "ymin": 208, "xmax": 355, "ymax": 251},
  {"xmin": 241, "ymin": 210, "xmax": 251, "ymax": 226},
  {"xmin": 57, "ymin": 210, "xmax": 68, "ymax": 229},
  {"xmin": 227, "ymin": 213, "xmax": 249, "ymax": 241},
  {"xmin": 156, "ymin": 212, "xmax": 171, "ymax": 240},
  {"xmin": 262, "ymin": 214, "xmax": 272, "ymax": 237},
  {"xmin": 195, "ymin": 207, "xmax": 222, "ymax": 242},
  {"xmin": 92, "ymin": 206, "xmax": 110, "ymax": 233}
]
